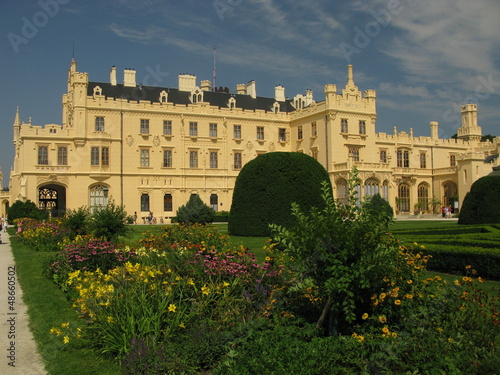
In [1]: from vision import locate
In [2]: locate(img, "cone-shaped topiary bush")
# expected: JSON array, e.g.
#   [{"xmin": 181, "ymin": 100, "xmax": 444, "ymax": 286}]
[
  {"xmin": 228, "ymin": 152, "xmax": 332, "ymax": 236},
  {"xmin": 458, "ymin": 173, "xmax": 500, "ymax": 224},
  {"xmin": 176, "ymin": 194, "xmax": 215, "ymax": 225}
]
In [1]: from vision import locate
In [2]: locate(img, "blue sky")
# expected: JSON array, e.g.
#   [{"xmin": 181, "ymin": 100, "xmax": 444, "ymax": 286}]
[{"xmin": 1, "ymin": 0, "xmax": 499, "ymax": 186}]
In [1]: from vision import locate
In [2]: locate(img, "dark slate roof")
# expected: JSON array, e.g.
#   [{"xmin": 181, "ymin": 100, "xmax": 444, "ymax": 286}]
[
  {"xmin": 87, "ymin": 82, "xmax": 296, "ymax": 113},
  {"xmin": 484, "ymin": 154, "xmax": 499, "ymax": 163}
]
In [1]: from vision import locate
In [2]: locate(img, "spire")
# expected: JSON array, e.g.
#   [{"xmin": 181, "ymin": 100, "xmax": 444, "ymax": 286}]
[{"xmin": 13, "ymin": 106, "xmax": 20, "ymax": 127}]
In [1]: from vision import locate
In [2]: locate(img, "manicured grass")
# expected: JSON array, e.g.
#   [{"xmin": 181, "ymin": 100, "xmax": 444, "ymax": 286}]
[{"xmin": 9, "ymin": 232, "xmax": 121, "ymax": 375}]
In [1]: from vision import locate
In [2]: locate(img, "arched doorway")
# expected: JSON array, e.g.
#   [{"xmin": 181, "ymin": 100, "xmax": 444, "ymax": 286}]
[
  {"xmin": 38, "ymin": 184, "xmax": 66, "ymax": 217},
  {"xmin": 443, "ymin": 181, "xmax": 458, "ymax": 212}
]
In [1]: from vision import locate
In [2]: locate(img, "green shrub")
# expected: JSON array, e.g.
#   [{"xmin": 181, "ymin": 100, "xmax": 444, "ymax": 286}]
[
  {"xmin": 88, "ymin": 201, "xmax": 130, "ymax": 242},
  {"xmin": 176, "ymin": 195, "xmax": 215, "ymax": 225},
  {"xmin": 229, "ymin": 152, "xmax": 331, "ymax": 237},
  {"xmin": 459, "ymin": 174, "xmax": 500, "ymax": 224},
  {"xmin": 7, "ymin": 199, "xmax": 48, "ymax": 222},
  {"xmin": 61, "ymin": 207, "xmax": 90, "ymax": 240},
  {"xmin": 363, "ymin": 193, "xmax": 393, "ymax": 223}
]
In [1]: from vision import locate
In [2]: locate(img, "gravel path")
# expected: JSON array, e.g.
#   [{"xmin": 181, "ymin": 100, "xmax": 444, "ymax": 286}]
[{"xmin": 0, "ymin": 230, "xmax": 47, "ymax": 374}]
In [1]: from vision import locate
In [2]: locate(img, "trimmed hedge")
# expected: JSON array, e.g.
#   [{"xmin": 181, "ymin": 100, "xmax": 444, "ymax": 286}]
[
  {"xmin": 228, "ymin": 152, "xmax": 332, "ymax": 237},
  {"xmin": 459, "ymin": 174, "xmax": 500, "ymax": 224}
]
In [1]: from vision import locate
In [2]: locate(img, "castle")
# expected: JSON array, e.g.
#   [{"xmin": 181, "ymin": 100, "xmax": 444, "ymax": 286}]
[{"xmin": 2, "ymin": 60, "xmax": 498, "ymax": 221}]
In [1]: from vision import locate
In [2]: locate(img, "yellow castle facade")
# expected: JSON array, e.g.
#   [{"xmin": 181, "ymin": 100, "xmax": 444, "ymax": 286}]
[{"xmin": 3, "ymin": 60, "xmax": 499, "ymax": 221}]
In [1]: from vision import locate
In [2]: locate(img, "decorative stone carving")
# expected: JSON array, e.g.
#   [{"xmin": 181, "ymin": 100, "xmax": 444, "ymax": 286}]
[{"xmin": 126, "ymin": 134, "xmax": 134, "ymax": 146}]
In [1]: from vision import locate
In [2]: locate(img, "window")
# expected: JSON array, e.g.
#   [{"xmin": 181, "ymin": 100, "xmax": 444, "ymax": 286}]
[
  {"xmin": 349, "ymin": 148, "xmax": 360, "ymax": 162},
  {"xmin": 311, "ymin": 122, "xmax": 317, "ymax": 137},
  {"xmin": 95, "ymin": 117, "xmax": 105, "ymax": 132},
  {"xmin": 140, "ymin": 119, "xmax": 149, "ymax": 134},
  {"xmin": 336, "ymin": 178, "xmax": 348, "ymax": 205},
  {"xmin": 397, "ymin": 150, "xmax": 409, "ymax": 168},
  {"xmin": 91, "ymin": 147, "xmax": 109, "ymax": 166},
  {"xmin": 38, "ymin": 145, "xmax": 48, "ymax": 165},
  {"xmin": 57, "ymin": 146, "xmax": 67, "ymax": 165},
  {"xmin": 450, "ymin": 155, "xmax": 456, "ymax": 167},
  {"xmin": 140, "ymin": 193, "xmax": 150, "ymax": 212},
  {"xmin": 209, "ymin": 123, "xmax": 218, "ymax": 138},
  {"xmin": 380, "ymin": 150, "xmax": 387, "ymax": 163},
  {"xmin": 210, "ymin": 151, "xmax": 218, "ymax": 168},
  {"xmin": 189, "ymin": 122, "xmax": 198, "ymax": 137},
  {"xmin": 164, "ymin": 194, "xmax": 173, "ymax": 211},
  {"xmin": 163, "ymin": 120, "xmax": 172, "ymax": 135},
  {"xmin": 210, "ymin": 194, "xmax": 218, "ymax": 211},
  {"xmin": 233, "ymin": 125, "xmax": 241, "ymax": 139},
  {"xmin": 341, "ymin": 119, "xmax": 348, "ymax": 133},
  {"xmin": 257, "ymin": 126, "xmax": 264, "ymax": 140},
  {"xmin": 140, "ymin": 149, "xmax": 150, "ymax": 167},
  {"xmin": 311, "ymin": 148, "xmax": 318, "ymax": 160},
  {"xmin": 101, "ymin": 147, "xmax": 109, "ymax": 166},
  {"xmin": 189, "ymin": 150, "xmax": 198, "ymax": 168},
  {"xmin": 234, "ymin": 152, "xmax": 242, "ymax": 169},
  {"xmin": 420, "ymin": 152, "xmax": 426, "ymax": 168},
  {"xmin": 91, "ymin": 147, "xmax": 99, "ymax": 166},
  {"xmin": 364, "ymin": 178, "xmax": 379, "ymax": 198},
  {"xmin": 418, "ymin": 183, "xmax": 429, "ymax": 211},
  {"xmin": 359, "ymin": 120, "xmax": 366, "ymax": 135},
  {"xmin": 163, "ymin": 149, "xmax": 172, "ymax": 168},
  {"xmin": 398, "ymin": 183, "xmax": 410, "ymax": 212},
  {"xmin": 278, "ymin": 128, "xmax": 286, "ymax": 142},
  {"xmin": 298, "ymin": 125, "xmax": 303, "ymax": 140},
  {"xmin": 90, "ymin": 185, "xmax": 109, "ymax": 213},
  {"xmin": 381, "ymin": 180, "xmax": 389, "ymax": 200}
]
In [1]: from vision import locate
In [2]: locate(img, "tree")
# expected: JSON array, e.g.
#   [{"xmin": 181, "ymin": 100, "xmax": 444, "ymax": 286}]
[
  {"xmin": 229, "ymin": 152, "xmax": 332, "ymax": 237},
  {"xmin": 458, "ymin": 173, "xmax": 500, "ymax": 224},
  {"xmin": 271, "ymin": 168, "xmax": 399, "ymax": 335},
  {"xmin": 363, "ymin": 193, "xmax": 393, "ymax": 223},
  {"xmin": 7, "ymin": 199, "xmax": 48, "ymax": 222},
  {"xmin": 176, "ymin": 194, "xmax": 215, "ymax": 225}
]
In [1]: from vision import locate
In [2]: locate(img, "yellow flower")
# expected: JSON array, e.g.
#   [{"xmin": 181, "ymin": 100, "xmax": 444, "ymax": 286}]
[
  {"xmin": 378, "ymin": 315, "xmax": 387, "ymax": 324},
  {"xmin": 107, "ymin": 316, "xmax": 114, "ymax": 323},
  {"xmin": 60, "ymin": 322, "xmax": 69, "ymax": 329},
  {"xmin": 265, "ymin": 256, "xmax": 271, "ymax": 261},
  {"xmin": 379, "ymin": 293, "xmax": 386, "ymax": 300},
  {"xmin": 50, "ymin": 327, "xmax": 62, "ymax": 335},
  {"xmin": 187, "ymin": 278, "xmax": 195, "ymax": 286},
  {"xmin": 391, "ymin": 332, "xmax": 397, "ymax": 338},
  {"xmin": 406, "ymin": 279, "xmax": 413, "ymax": 284},
  {"xmin": 63, "ymin": 336, "xmax": 70, "ymax": 344},
  {"xmin": 362, "ymin": 313, "xmax": 369, "ymax": 320},
  {"xmin": 394, "ymin": 299, "xmax": 401, "ymax": 305},
  {"xmin": 201, "ymin": 285, "xmax": 210, "ymax": 295},
  {"xmin": 405, "ymin": 294, "xmax": 413, "ymax": 299},
  {"xmin": 382, "ymin": 326, "xmax": 390, "ymax": 334},
  {"xmin": 478, "ymin": 277, "xmax": 483, "ymax": 283},
  {"xmin": 179, "ymin": 322, "xmax": 186, "ymax": 328},
  {"xmin": 222, "ymin": 281, "xmax": 230, "ymax": 288},
  {"xmin": 168, "ymin": 304, "xmax": 177, "ymax": 312}
]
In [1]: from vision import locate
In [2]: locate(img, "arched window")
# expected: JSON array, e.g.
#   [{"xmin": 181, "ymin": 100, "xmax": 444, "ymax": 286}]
[
  {"xmin": 89, "ymin": 185, "xmax": 109, "ymax": 213},
  {"xmin": 336, "ymin": 178, "xmax": 348, "ymax": 205},
  {"xmin": 398, "ymin": 183, "xmax": 410, "ymax": 212},
  {"xmin": 141, "ymin": 193, "xmax": 150, "ymax": 212},
  {"xmin": 163, "ymin": 194, "xmax": 172, "ymax": 212},
  {"xmin": 381, "ymin": 180, "xmax": 389, "ymax": 200},
  {"xmin": 443, "ymin": 181, "xmax": 458, "ymax": 207},
  {"xmin": 39, "ymin": 188, "xmax": 57, "ymax": 210},
  {"xmin": 364, "ymin": 178, "xmax": 379, "ymax": 199},
  {"xmin": 417, "ymin": 183, "xmax": 429, "ymax": 212}
]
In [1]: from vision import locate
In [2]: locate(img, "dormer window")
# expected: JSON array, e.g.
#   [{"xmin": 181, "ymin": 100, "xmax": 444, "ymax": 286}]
[
  {"xmin": 159, "ymin": 90, "xmax": 168, "ymax": 103},
  {"xmin": 272, "ymin": 102, "xmax": 280, "ymax": 114},
  {"xmin": 191, "ymin": 89, "xmax": 203, "ymax": 103},
  {"xmin": 228, "ymin": 97, "xmax": 236, "ymax": 110},
  {"xmin": 93, "ymin": 86, "xmax": 102, "ymax": 98}
]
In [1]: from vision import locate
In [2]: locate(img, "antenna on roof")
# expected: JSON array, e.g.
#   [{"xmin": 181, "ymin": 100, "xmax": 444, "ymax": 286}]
[{"xmin": 212, "ymin": 40, "xmax": 216, "ymax": 90}]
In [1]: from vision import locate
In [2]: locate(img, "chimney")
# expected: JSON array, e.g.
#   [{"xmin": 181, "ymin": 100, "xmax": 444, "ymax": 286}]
[
  {"xmin": 430, "ymin": 121, "xmax": 439, "ymax": 140},
  {"xmin": 305, "ymin": 89, "xmax": 313, "ymax": 105},
  {"xmin": 110, "ymin": 66, "xmax": 117, "ymax": 86},
  {"xmin": 246, "ymin": 80, "xmax": 256, "ymax": 99},
  {"xmin": 178, "ymin": 74, "xmax": 197, "ymax": 91},
  {"xmin": 275, "ymin": 85, "xmax": 285, "ymax": 101},
  {"xmin": 236, "ymin": 83, "xmax": 247, "ymax": 95},
  {"xmin": 200, "ymin": 80, "xmax": 211, "ymax": 91},
  {"xmin": 347, "ymin": 64, "xmax": 355, "ymax": 87},
  {"xmin": 124, "ymin": 68, "xmax": 136, "ymax": 87}
]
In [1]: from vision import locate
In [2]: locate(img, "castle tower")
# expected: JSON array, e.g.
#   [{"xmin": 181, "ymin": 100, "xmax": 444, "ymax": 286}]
[{"xmin": 457, "ymin": 103, "xmax": 482, "ymax": 142}]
